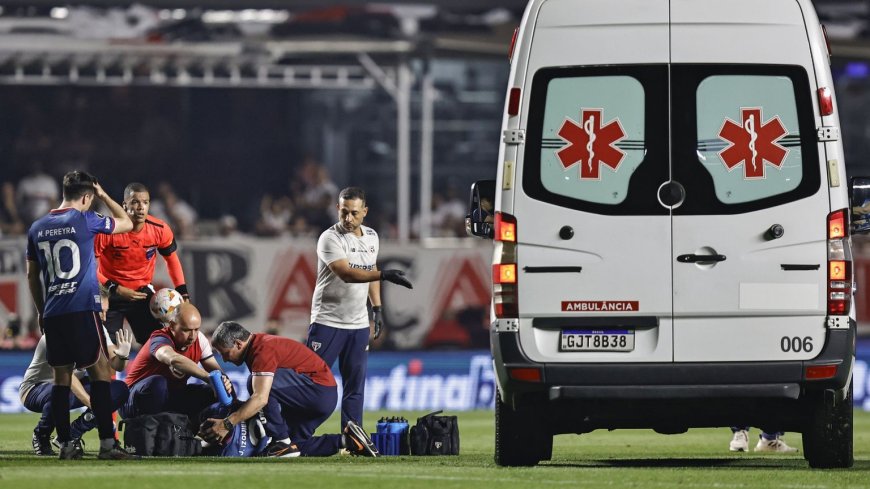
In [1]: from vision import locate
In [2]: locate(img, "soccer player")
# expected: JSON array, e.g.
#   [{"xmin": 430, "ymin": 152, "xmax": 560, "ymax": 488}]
[
  {"xmin": 95, "ymin": 182, "xmax": 190, "ymax": 345},
  {"xmin": 201, "ymin": 321, "xmax": 378, "ymax": 457},
  {"xmin": 25, "ymin": 170, "xmax": 136, "ymax": 460},
  {"xmin": 307, "ymin": 187, "xmax": 412, "ymax": 431},
  {"xmin": 120, "ymin": 302, "xmax": 230, "ymax": 422}
]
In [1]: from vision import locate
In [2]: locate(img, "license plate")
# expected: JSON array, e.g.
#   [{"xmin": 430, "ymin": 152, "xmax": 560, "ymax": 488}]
[{"xmin": 560, "ymin": 329, "xmax": 635, "ymax": 352}]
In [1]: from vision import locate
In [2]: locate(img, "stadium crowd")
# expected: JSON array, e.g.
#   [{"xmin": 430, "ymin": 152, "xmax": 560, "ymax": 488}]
[{"xmin": 0, "ymin": 160, "xmax": 468, "ymax": 241}]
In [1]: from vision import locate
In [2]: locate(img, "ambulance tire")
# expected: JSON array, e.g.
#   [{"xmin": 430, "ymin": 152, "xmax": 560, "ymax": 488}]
[
  {"xmin": 495, "ymin": 391, "xmax": 549, "ymax": 466},
  {"xmin": 803, "ymin": 380, "xmax": 853, "ymax": 469}
]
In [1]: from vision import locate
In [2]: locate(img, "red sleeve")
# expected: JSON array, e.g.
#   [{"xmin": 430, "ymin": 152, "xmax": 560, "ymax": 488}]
[
  {"xmin": 249, "ymin": 340, "xmax": 277, "ymax": 375},
  {"xmin": 164, "ymin": 252, "xmax": 186, "ymax": 288},
  {"xmin": 94, "ymin": 235, "xmax": 108, "ymax": 285}
]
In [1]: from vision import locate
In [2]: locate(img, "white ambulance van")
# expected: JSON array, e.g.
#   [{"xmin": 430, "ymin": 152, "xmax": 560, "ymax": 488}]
[{"xmin": 467, "ymin": 0, "xmax": 870, "ymax": 468}]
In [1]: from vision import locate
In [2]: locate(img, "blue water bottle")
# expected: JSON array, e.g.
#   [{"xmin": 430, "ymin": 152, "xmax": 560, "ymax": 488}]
[{"xmin": 209, "ymin": 371, "xmax": 232, "ymax": 407}]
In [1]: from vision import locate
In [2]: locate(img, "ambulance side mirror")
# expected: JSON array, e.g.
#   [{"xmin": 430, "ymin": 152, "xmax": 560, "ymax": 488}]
[
  {"xmin": 466, "ymin": 179, "xmax": 495, "ymax": 239},
  {"xmin": 850, "ymin": 177, "xmax": 870, "ymax": 235}
]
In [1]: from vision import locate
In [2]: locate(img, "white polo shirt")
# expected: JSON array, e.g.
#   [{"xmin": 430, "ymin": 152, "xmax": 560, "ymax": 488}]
[{"xmin": 310, "ymin": 223, "xmax": 379, "ymax": 329}]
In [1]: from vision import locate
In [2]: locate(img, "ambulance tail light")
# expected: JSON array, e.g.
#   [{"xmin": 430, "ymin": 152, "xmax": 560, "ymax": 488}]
[
  {"xmin": 805, "ymin": 364, "xmax": 838, "ymax": 381},
  {"xmin": 494, "ymin": 211, "xmax": 518, "ymax": 318},
  {"xmin": 495, "ymin": 212, "xmax": 516, "ymax": 243},
  {"xmin": 507, "ymin": 88, "xmax": 521, "ymax": 117},
  {"xmin": 818, "ymin": 87, "xmax": 834, "ymax": 116},
  {"xmin": 508, "ymin": 367, "xmax": 542, "ymax": 382},
  {"xmin": 827, "ymin": 209, "xmax": 851, "ymax": 315}
]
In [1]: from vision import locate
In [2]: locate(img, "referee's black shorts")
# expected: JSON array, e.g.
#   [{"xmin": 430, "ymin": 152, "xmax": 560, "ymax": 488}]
[
  {"xmin": 105, "ymin": 298, "xmax": 162, "ymax": 345},
  {"xmin": 43, "ymin": 310, "xmax": 108, "ymax": 369}
]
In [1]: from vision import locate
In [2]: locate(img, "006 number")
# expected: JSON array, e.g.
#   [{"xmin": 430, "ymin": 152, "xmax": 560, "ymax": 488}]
[{"xmin": 780, "ymin": 336, "xmax": 813, "ymax": 353}]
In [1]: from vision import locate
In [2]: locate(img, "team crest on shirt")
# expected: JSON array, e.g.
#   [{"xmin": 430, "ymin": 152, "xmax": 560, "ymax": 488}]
[
  {"xmin": 369, "ymin": 246, "xmax": 375, "ymax": 253},
  {"xmin": 311, "ymin": 341, "xmax": 322, "ymax": 352}
]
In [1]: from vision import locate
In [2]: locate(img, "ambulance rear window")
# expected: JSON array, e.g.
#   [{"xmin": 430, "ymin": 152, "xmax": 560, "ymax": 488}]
[
  {"xmin": 671, "ymin": 64, "xmax": 820, "ymax": 215},
  {"xmin": 696, "ymin": 75, "xmax": 803, "ymax": 203},
  {"xmin": 523, "ymin": 65, "xmax": 670, "ymax": 216}
]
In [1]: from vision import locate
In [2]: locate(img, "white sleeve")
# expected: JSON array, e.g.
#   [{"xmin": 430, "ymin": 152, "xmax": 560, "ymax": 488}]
[
  {"xmin": 103, "ymin": 327, "xmax": 115, "ymax": 347},
  {"xmin": 317, "ymin": 231, "xmax": 346, "ymax": 266},
  {"xmin": 198, "ymin": 332, "xmax": 213, "ymax": 360}
]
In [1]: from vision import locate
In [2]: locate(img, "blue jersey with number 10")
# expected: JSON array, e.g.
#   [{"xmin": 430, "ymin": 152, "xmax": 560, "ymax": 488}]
[{"xmin": 26, "ymin": 208, "xmax": 115, "ymax": 318}]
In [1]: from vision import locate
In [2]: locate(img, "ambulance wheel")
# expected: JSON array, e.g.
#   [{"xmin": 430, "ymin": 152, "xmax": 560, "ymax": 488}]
[
  {"xmin": 495, "ymin": 391, "xmax": 547, "ymax": 466},
  {"xmin": 803, "ymin": 380, "xmax": 853, "ymax": 469}
]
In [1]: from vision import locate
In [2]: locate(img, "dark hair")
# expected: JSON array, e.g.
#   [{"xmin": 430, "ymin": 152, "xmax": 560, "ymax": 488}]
[
  {"xmin": 62, "ymin": 171, "xmax": 97, "ymax": 201},
  {"xmin": 124, "ymin": 182, "xmax": 149, "ymax": 200},
  {"xmin": 212, "ymin": 321, "xmax": 251, "ymax": 348},
  {"xmin": 339, "ymin": 186, "xmax": 366, "ymax": 204}
]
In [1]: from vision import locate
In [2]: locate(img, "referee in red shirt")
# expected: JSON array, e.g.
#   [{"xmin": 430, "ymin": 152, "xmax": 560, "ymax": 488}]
[{"xmin": 95, "ymin": 183, "xmax": 189, "ymax": 344}]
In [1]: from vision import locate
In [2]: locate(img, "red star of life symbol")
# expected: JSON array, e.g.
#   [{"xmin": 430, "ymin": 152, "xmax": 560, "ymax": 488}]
[
  {"xmin": 556, "ymin": 108, "xmax": 627, "ymax": 180},
  {"xmin": 717, "ymin": 107, "xmax": 789, "ymax": 179}
]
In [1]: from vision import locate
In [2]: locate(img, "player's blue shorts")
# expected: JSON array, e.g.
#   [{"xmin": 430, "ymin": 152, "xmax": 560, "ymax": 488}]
[{"xmin": 43, "ymin": 310, "xmax": 107, "ymax": 369}]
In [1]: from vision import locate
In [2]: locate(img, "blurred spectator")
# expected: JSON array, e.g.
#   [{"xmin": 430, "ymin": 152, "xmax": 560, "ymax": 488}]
[
  {"xmin": 0, "ymin": 182, "xmax": 24, "ymax": 236},
  {"xmin": 292, "ymin": 157, "xmax": 338, "ymax": 230},
  {"xmin": 413, "ymin": 188, "xmax": 468, "ymax": 238},
  {"xmin": 16, "ymin": 163, "xmax": 59, "ymax": 225},
  {"xmin": 289, "ymin": 214, "xmax": 316, "ymax": 238},
  {"xmin": 218, "ymin": 214, "xmax": 240, "ymax": 237},
  {"xmin": 150, "ymin": 181, "xmax": 198, "ymax": 238},
  {"xmin": 255, "ymin": 194, "xmax": 293, "ymax": 236}
]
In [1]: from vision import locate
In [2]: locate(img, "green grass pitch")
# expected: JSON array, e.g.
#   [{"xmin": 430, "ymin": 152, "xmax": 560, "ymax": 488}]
[{"xmin": 2, "ymin": 410, "xmax": 870, "ymax": 488}]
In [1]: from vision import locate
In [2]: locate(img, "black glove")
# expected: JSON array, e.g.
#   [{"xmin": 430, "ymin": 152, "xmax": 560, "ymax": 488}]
[
  {"xmin": 371, "ymin": 306, "xmax": 383, "ymax": 340},
  {"xmin": 137, "ymin": 284, "xmax": 156, "ymax": 300},
  {"xmin": 380, "ymin": 269, "xmax": 413, "ymax": 289},
  {"xmin": 175, "ymin": 284, "xmax": 190, "ymax": 302}
]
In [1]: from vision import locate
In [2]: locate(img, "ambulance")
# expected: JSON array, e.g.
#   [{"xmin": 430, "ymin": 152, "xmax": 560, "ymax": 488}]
[{"xmin": 467, "ymin": 0, "xmax": 870, "ymax": 468}]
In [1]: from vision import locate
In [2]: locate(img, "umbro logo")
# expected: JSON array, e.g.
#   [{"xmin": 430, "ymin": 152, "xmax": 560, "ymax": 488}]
[{"xmin": 311, "ymin": 341, "xmax": 322, "ymax": 352}]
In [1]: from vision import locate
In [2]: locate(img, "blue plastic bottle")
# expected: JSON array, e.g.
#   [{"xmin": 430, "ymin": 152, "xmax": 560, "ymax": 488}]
[{"xmin": 209, "ymin": 370, "xmax": 232, "ymax": 407}]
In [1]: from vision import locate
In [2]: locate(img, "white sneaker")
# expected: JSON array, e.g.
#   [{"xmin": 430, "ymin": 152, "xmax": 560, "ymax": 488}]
[
  {"xmin": 754, "ymin": 435, "xmax": 798, "ymax": 453},
  {"xmin": 729, "ymin": 430, "xmax": 749, "ymax": 452}
]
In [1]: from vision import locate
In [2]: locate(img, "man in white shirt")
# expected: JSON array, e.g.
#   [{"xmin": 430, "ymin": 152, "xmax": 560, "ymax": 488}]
[{"xmin": 308, "ymin": 187, "xmax": 412, "ymax": 431}]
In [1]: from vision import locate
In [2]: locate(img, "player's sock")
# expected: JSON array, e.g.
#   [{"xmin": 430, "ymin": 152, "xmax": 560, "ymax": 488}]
[
  {"xmin": 100, "ymin": 438, "xmax": 115, "ymax": 451},
  {"xmin": 51, "ymin": 385, "xmax": 71, "ymax": 443},
  {"xmin": 89, "ymin": 380, "xmax": 115, "ymax": 440}
]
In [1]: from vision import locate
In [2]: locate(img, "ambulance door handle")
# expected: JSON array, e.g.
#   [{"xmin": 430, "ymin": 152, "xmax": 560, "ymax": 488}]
[{"xmin": 676, "ymin": 254, "xmax": 726, "ymax": 263}]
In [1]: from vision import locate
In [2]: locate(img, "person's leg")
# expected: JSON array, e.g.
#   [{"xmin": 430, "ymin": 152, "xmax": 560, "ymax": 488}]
[
  {"xmin": 246, "ymin": 374, "xmax": 290, "ymax": 441},
  {"xmin": 103, "ymin": 303, "xmax": 126, "ymax": 344},
  {"xmin": 50, "ymin": 369, "xmax": 73, "ymax": 444},
  {"xmin": 71, "ymin": 379, "xmax": 128, "ymax": 439},
  {"xmin": 81, "ymin": 314, "xmax": 117, "ymax": 443},
  {"xmin": 306, "ymin": 323, "xmax": 346, "ymax": 430},
  {"xmin": 268, "ymin": 369, "xmax": 341, "ymax": 456},
  {"xmin": 24, "ymin": 383, "xmax": 56, "ymax": 454},
  {"xmin": 292, "ymin": 403, "xmax": 342, "ymax": 456},
  {"xmin": 43, "ymin": 314, "xmax": 82, "ymax": 446},
  {"xmin": 729, "ymin": 426, "xmax": 750, "ymax": 452},
  {"xmin": 120, "ymin": 375, "xmax": 169, "ymax": 418},
  {"xmin": 23, "ymin": 383, "xmax": 55, "ymax": 437},
  {"xmin": 125, "ymin": 300, "xmax": 164, "ymax": 345},
  {"xmin": 337, "ymin": 328, "xmax": 370, "ymax": 428}
]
